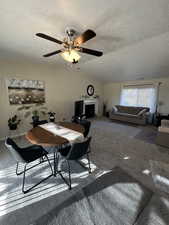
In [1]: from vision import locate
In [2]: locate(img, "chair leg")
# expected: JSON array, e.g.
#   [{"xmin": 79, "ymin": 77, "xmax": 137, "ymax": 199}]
[
  {"xmin": 67, "ymin": 160, "xmax": 72, "ymax": 190},
  {"xmin": 22, "ymin": 164, "xmax": 27, "ymax": 193},
  {"xmin": 87, "ymin": 153, "xmax": 91, "ymax": 174},
  {"xmin": 56, "ymin": 159, "xmax": 72, "ymax": 190},
  {"xmin": 16, "ymin": 162, "xmax": 21, "ymax": 175},
  {"xmin": 22, "ymin": 155, "xmax": 53, "ymax": 194},
  {"xmin": 76, "ymin": 153, "xmax": 92, "ymax": 174},
  {"xmin": 16, "ymin": 159, "xmax": 46, "ymax": 176},
  {"xmin": 16, "ymin": 162, "xmax": 26, "ymax": 176},
  {"xmin": 57, "ymin": 155, "xmax": 66, "ymax": 172},
  {"xmin": 53, "ymin": 152, "xmax": 56, "ymax": 177},
  {"xmin": 45, "ymin": 155, "xmax": 53, "ymax": 175},
  {"xmin": 16, "ymin": 162, "xmax": 30, "ymax": 176},
  {"xmin": 39, "ymin": 156, "xmax": 45, "ymax": 163},
  {"xmin": 53, "ymin": 151, "xmax": 61, "ymax": 176}
]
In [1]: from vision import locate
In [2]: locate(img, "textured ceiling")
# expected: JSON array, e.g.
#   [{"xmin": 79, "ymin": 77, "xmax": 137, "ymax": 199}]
[{"xmin": 1, "ymin": 0, "xmax": 169, "ymax": 82}]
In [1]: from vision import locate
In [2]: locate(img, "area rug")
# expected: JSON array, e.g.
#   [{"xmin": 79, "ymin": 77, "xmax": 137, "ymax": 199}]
[
  {"xmin": 32, "ymin": 167, "xmax": 153, "ymax": 225},
  {"xmin": 0, "ymin": 156, "xmax": 97, "ymax": 217},
  {"xmin": 135, "ymin": 194, "xmax": 169, "ymax": 225},
  {"xmin": 150, "ymin": 160, "xmax": 169, "ymax": 194},
  {"xmin": 134, "ymin": 128, "xmax": 157, "ymax": 144}
]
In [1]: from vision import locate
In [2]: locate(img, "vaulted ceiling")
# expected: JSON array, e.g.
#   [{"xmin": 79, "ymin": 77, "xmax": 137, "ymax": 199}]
[{"xmin": 1, "ymin": 0, "xmax": 169, "ymax": 82}]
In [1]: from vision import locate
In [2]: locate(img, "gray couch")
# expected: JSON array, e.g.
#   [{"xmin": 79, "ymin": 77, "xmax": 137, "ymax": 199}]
[{"xmin": 110, "ymin": 105, "xmax": 150, "ymax": 125}]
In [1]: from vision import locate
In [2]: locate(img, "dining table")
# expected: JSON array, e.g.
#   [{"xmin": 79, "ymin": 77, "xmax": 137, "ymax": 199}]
[
  {"xmin": 25, "ymin": 121, "xmax": 85, "ymax": 176},
  {"xmin": 26, "ymin": 121, "xmax": 85, "ymax": 147}
]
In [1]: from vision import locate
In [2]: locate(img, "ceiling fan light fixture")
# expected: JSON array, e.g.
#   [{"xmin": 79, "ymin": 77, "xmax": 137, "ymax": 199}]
[
  {"xmin": 61, "ymin": 49, "xmax": 81, "ymax": 63},
  {"xmin": 36, "ymin": 29, "xmax": 103, "ymax": 60}
]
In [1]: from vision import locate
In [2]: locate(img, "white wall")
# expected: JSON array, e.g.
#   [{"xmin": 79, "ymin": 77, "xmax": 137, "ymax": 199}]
[
  {"xmin": 103, "ymin": 78, "xmax": 169, "ymax": 113},
  {"xmin": 0, "ymin": 61, "xmax": 103, "ymax": 139}
]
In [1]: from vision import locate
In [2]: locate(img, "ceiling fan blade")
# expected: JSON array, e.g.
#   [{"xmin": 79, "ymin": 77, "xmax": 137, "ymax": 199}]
[
  {"xmin": 43, "ymin": 50, "xmax": 62, "ymax": 57},
  {"xmin": 36, "ymin": 33, "xmax": 63, "ymax": 44},
  {"xmin": 80, "ymin": 47, "xmax": 103, "ymax": 57},
  {"xmin": 74, "ymin": 29, "xmax": 96, "ymax": 45}
]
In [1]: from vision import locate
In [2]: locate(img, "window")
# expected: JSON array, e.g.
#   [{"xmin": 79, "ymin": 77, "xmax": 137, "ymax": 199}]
[{"xmin": 120, "ymin": 85, "xmax": 157, "ymax": 113}]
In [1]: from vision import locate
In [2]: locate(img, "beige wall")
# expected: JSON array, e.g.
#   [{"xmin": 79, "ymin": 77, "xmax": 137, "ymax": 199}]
[
  {"xmin": 103, "ymin": 78, "xmax": 169, "ymax": 113},
  {"xmin": 0, "ymin": 61, "xmax": 103, "ymax": 139}
]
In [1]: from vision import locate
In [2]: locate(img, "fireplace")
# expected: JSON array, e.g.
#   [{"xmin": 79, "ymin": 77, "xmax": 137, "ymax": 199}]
[
  {"xmin": 85, "ymin": 104, "xmax": 95, "ymax": 118},
  {"xmin": 83, "ymin": 99, "xmax": 98, "ymax": 118},
  {"xmin": 74, "ymin": 99, "xmax": 98, "ymax": 118}
]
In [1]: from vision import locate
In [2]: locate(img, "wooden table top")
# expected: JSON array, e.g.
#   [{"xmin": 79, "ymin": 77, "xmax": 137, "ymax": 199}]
[{"xmin": 26, "ymin": 122, "xmax": 85, "ymax": 147}]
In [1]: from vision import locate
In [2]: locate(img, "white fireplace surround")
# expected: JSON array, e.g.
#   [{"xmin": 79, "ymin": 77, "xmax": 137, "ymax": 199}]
[{"xmin": 83, "ymin": 99, "xmax": 99, "ymax": 116}]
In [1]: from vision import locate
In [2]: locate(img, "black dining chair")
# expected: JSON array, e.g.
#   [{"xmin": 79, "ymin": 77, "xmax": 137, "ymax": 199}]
[
  {"xmin": 72, "ymin": 116, "xmax": 91, "ymax": 138},
  {"xmin": 5, "ymin": 137, "xmax": 53, "ymax": 194},
  {"xmin": 57, "ymin": 137, "xmax": 92, "ymax": 190}
]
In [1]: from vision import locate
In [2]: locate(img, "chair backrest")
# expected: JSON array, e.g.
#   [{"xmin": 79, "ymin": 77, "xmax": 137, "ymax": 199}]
[
  {"xmin": 67, "ymin": 137, "xmax": 91, "ymax": 160},
  {"xmin": 81, "ymin": 120, "xmax": 91, "ymax": 138},
  {"xmin": 72, "ymin": 119, "xmax": 91, "ymax": 138},
  {"xmin": 5, "ymin": 138, "xmax": 26, "ymax": 163},
  {"xmin": 74, "ymin": 100, "xmax": 84, "ymax": 117}
]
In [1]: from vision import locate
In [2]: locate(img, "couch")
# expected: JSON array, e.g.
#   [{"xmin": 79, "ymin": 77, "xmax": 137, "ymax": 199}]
[
  {"xmin": 110, "ymin": 105, "xmax": 150, "ymax": 125},
  {"xmin": 156, "ymin": 119, "xmax": 169, "ymax": 148}
]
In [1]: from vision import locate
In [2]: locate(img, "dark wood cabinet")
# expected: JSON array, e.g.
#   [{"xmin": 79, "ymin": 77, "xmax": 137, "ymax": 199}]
[{"xmin": 156, "ymin": 114, "xmax": 169, "ymax": 126}]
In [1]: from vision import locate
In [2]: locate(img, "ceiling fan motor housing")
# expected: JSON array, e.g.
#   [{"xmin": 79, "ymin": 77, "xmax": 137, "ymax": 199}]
[{"xmin": 66, "ymin": 28, "xmax": 76, "ymax": 37}]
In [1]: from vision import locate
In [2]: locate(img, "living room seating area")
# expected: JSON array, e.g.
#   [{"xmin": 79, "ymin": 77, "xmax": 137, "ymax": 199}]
[{"xmin": 110, "ymin": 105, "xmax": 150, "ymax": 125}]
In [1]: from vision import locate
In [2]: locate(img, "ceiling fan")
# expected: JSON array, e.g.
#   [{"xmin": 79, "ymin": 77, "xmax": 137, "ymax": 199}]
[{"xmin": 36, "ymin": 29, "xmax": 103, "ymax": 64}]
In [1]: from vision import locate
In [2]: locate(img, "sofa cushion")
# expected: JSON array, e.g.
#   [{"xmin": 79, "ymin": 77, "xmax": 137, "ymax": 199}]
[
  {"xmin": 34, "ymin": 167, "xmax": 153, "ymax": 225},
  {"xmin": 115, "ymin": 112, "xmax": 139, "ymax": 118},
  {"xmin": 116, "ymin": 105, "xmax": 138, "ymax": 114},
  {"xmin": 135, "ymin": 195, "xmax": 169, "ymax": 225}
]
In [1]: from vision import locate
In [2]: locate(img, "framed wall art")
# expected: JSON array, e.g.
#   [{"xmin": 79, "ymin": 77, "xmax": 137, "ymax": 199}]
[{"xmin": 7, "ymin": 78, "xmax": 45, "ymax": 105}]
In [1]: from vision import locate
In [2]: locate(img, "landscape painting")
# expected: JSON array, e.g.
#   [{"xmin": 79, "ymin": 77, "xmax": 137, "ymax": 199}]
[{"xmin": 7, "ymin": 79, "xmax": 45, "ymax": 105}]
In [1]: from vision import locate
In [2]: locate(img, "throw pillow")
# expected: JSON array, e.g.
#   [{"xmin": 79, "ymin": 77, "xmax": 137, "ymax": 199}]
[
  {"xmin": 112, "ymin": 106, "xmax": 118, "ymax": 113},
  {"xmin": 137, "ymin": 108, "xmax": 147, "ymax": 116}
]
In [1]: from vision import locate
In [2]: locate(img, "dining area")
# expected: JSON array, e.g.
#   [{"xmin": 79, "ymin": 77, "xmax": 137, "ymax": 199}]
[{"xmin": 5, "ymin": 120, "xmax": 92, "ymax": 194}]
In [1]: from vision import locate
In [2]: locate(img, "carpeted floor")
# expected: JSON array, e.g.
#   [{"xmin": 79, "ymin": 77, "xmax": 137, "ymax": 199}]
[
  {"xmin": 0, "ymin": 156, "xmax": 97, "ymax": 217},
  {"xmin": 0, "ymin": 118, "xmax": 169, "ymax": 225},
  {"xmin": 134, "ymin": 125, "xmax": 158, "ymax": 144},
  {"xmin": 32, "ymin": 167, "xmax": 154, "ymax": 225},
  {"xmin": 90, "ymin": 119, "xmax": 169, "ymax": 194}
]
